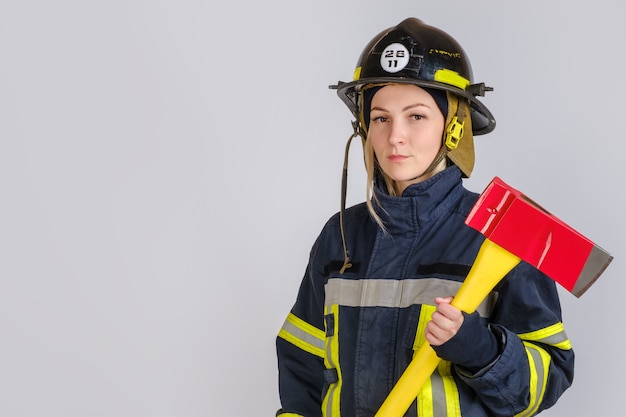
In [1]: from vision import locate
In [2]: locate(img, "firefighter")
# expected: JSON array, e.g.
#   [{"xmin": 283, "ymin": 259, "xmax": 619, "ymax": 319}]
[{"xmin": 276, "ymin": 17, "xmax": 574, "ymax": 417}]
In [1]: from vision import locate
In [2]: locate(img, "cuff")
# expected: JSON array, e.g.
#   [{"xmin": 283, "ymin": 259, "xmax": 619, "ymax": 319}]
[{"xmin": 431, "ymin": 311, "xmax": 502, "ymax": 373}]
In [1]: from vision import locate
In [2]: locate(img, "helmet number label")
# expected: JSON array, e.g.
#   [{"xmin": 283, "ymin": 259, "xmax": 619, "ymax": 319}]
[{"xmin": 380, "ymin": 43, "xmax": 410, "ymax": 73}]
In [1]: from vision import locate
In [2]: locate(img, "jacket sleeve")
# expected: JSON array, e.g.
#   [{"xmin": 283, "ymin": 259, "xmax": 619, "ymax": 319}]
[
  {"xmin": 457, "ymin": 261, "xmax": 575, "ymax": 416},
  {"xmin": 276, "ymin": 229, "xmax": 330, "ymax": 417}
]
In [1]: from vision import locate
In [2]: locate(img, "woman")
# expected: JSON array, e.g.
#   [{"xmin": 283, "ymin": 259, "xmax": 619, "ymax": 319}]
[{"xmin": 276, "ymin": 17, "xmax": 574, "ymax": 417}]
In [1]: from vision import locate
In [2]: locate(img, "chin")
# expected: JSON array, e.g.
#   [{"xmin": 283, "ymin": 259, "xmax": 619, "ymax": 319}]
[{"xmin": 389, "ymin": 172, "xmax": 423, "ymax": 182}]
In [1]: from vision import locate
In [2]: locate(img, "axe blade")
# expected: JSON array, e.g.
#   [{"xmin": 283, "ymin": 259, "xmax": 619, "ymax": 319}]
[{"xmin": 466, "ymin": 177, "xmax": 613, "ymax": 297}]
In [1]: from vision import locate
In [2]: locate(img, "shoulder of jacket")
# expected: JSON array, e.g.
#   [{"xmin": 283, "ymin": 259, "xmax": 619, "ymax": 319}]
[
  {"xmin": 452, "ymin": 186, "xmax": 481, "ymax": 217},
  {"xmin": 323, "ymin": 202, "xmax": 371, "ymax": 230}
]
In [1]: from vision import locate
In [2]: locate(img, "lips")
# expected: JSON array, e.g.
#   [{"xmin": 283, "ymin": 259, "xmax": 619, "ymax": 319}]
[{"xmin": 388, "ymin": 154, "xmax": 408, "ymax": 162}]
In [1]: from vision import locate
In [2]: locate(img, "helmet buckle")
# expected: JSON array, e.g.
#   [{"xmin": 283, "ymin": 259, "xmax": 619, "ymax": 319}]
[{"xmin": 445, "ymin": 116, "xmax": 464, "ymax": 150}]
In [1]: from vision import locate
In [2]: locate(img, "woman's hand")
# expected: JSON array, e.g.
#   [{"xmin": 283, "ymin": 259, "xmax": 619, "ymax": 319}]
[
  {"xmin": 425, "ymin": 296, "xmax": 464, "ymax": 346},
  {"xmin": 425, "ymin": 296, "xmax": 503, "ymax": 372}
]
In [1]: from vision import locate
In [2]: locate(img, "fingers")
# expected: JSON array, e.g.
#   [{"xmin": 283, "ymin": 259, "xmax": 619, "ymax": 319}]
[
  {"xmin": 433, "ymin": 295, "xmax": 463, "ymax": 321},
  {"xmin": 426, "ymin": 313, "xmax": 460, "ymax": 346},
  {"xmin": 435, "ymin": 301, "xmax": 463, "ymax": 322},
  {"xmin": 434, "ymin": 296, "xmax": 454, "ymax": 305},
  {"xmin": 425, "ymin": 296, "xmax": 464, "ymax": 346}
]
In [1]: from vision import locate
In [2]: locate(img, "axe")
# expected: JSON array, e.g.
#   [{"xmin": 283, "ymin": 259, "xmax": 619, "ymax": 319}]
[{"xmin": 374, "ymin": 176, "xmax": 613, "ymax": 417}]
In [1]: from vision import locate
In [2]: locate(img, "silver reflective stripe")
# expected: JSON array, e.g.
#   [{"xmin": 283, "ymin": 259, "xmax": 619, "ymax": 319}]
[
  {"xmin": 280, "ymin": 317, "xmax": 325, "ymax": 355},
  {"xmin": 518, "ymin": 346, "xmax": 547, "ymax": 417},
  {"xmin": 430, "ymin": 369, "xmax": 448, "ymax": 417},
  {"xmin": 324, "ymin": 348, "xmax": 338, "ymax": 416},
  {"xmin": 324, "ymin": 278, "xmax": 496, "ymax": 317},
  {"xmin": 533, "ymin": 331, "xmax": 568, "ymax": 346},
  {"xmin": 518, "ymin": 322, "xmax": 571, "ymax": 351}
]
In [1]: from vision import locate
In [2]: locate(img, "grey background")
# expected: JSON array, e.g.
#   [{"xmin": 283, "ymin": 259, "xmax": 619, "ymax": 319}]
[{"xmin": 1, "ymin": 0, "xmax": 623, "ymax": 415}]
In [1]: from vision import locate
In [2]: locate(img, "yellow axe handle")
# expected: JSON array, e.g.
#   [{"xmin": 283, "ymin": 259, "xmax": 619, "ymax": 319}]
[{"xmin": 374, "ymin": 239, "xmax": 521, "ymax": 417}]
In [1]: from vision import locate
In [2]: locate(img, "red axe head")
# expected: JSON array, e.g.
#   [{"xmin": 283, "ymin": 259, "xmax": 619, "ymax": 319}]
[{"xmin": 466, "ymin": 177, "xmax": 613, "ymax": 297}]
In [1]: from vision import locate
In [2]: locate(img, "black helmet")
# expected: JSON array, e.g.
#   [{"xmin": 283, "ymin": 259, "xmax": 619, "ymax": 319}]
[{"xmin": 333, "ymin": 17, "xmax": 495, "ymax": 136}]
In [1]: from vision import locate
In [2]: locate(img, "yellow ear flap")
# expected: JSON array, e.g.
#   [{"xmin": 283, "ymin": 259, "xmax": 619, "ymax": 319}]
[{"xmin": 444, "ymin": 92, "xmax": 475, "ymax": 178}]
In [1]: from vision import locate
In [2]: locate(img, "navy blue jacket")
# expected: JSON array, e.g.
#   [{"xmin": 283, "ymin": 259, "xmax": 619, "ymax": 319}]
[{"xmin": 277, "ymin": 166, "xmax": 574, "ymax": 417}]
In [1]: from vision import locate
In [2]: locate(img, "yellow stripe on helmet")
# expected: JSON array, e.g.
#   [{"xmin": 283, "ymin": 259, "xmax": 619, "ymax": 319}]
[{"xmin": 434, "ymin": 68, "xmax": 470, "ymax": 90}]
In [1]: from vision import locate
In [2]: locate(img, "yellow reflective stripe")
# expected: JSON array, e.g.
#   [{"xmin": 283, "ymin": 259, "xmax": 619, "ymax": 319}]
[
  {"xmin": 417, "ymin": 371, "xmax": 434, "ymax": 417},
  {"xmin": 278, "ymin": 313, "xmax": 325, "ymax": 358},
  {"xmin": 322, "ymin": 304, "xmax": 342, "ymax": 417},
  {"xmin": 439, "ymin": 361, "xmax": 461, "ymax": 417},
  {"xmin": 413, "ymin": 306, "xmax": 460, "ymax": 417},
  {"xmin": 416, "ymin": 305, "xmax": 436, "ymax": 416},
  {"xmin": 413, "ymin": 305, "xmax": 435, "ymax": 351},
  {"xmin": 518, "ymin": 322, "xmax": 572, "ymax": 350},
  {"xmin": 515, "ymin": 324, "xmax": 568, "ymax": 416},
  {"xmin": 515, "ymin": 342, "xmax": 551, "ymax": 417},
  {"xmin": 417, "ymin": 364, "xmax": 462, "ymax": 417}
]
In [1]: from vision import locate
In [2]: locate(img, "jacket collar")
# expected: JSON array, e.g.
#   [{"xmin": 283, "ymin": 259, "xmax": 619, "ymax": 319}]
[{"xmin": 374, "ymin": 165, "xmax": 464, "ymax": 234}]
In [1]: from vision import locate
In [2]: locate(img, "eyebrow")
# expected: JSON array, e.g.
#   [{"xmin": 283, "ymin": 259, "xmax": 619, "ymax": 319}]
[{"xmin": 370, "ymin": 103, "xmax": 431, "ymax": 112}]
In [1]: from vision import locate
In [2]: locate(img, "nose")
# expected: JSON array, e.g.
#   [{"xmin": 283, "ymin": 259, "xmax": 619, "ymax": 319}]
[{"xmin": 388, "ymin": 119, "xmax": 406, "ymax": 146}]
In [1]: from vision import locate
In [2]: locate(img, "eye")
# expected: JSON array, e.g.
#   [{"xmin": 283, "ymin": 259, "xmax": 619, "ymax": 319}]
[
  {"xmin": 371, "ymin": 115, "xmax": 388, "ymax": 123},
  {"xmin": 411, "ymin": 114, "xmax": 424, "ymax": 121}
]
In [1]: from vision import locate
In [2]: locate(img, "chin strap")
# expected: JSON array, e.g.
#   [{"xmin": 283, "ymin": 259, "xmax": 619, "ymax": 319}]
[
  {"xmin": 338, "ymin": 121, "xmax": 362, "ymax": 274},
  {"xmin": 407, "ymin": 146, "xmax": 449, "ymax": 182}
]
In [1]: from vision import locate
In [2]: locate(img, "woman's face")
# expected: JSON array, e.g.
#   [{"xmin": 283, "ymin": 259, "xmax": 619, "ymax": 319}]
[{"xmin": 369, "ymin": 84, "xmax": 445, "ymax": 194}]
